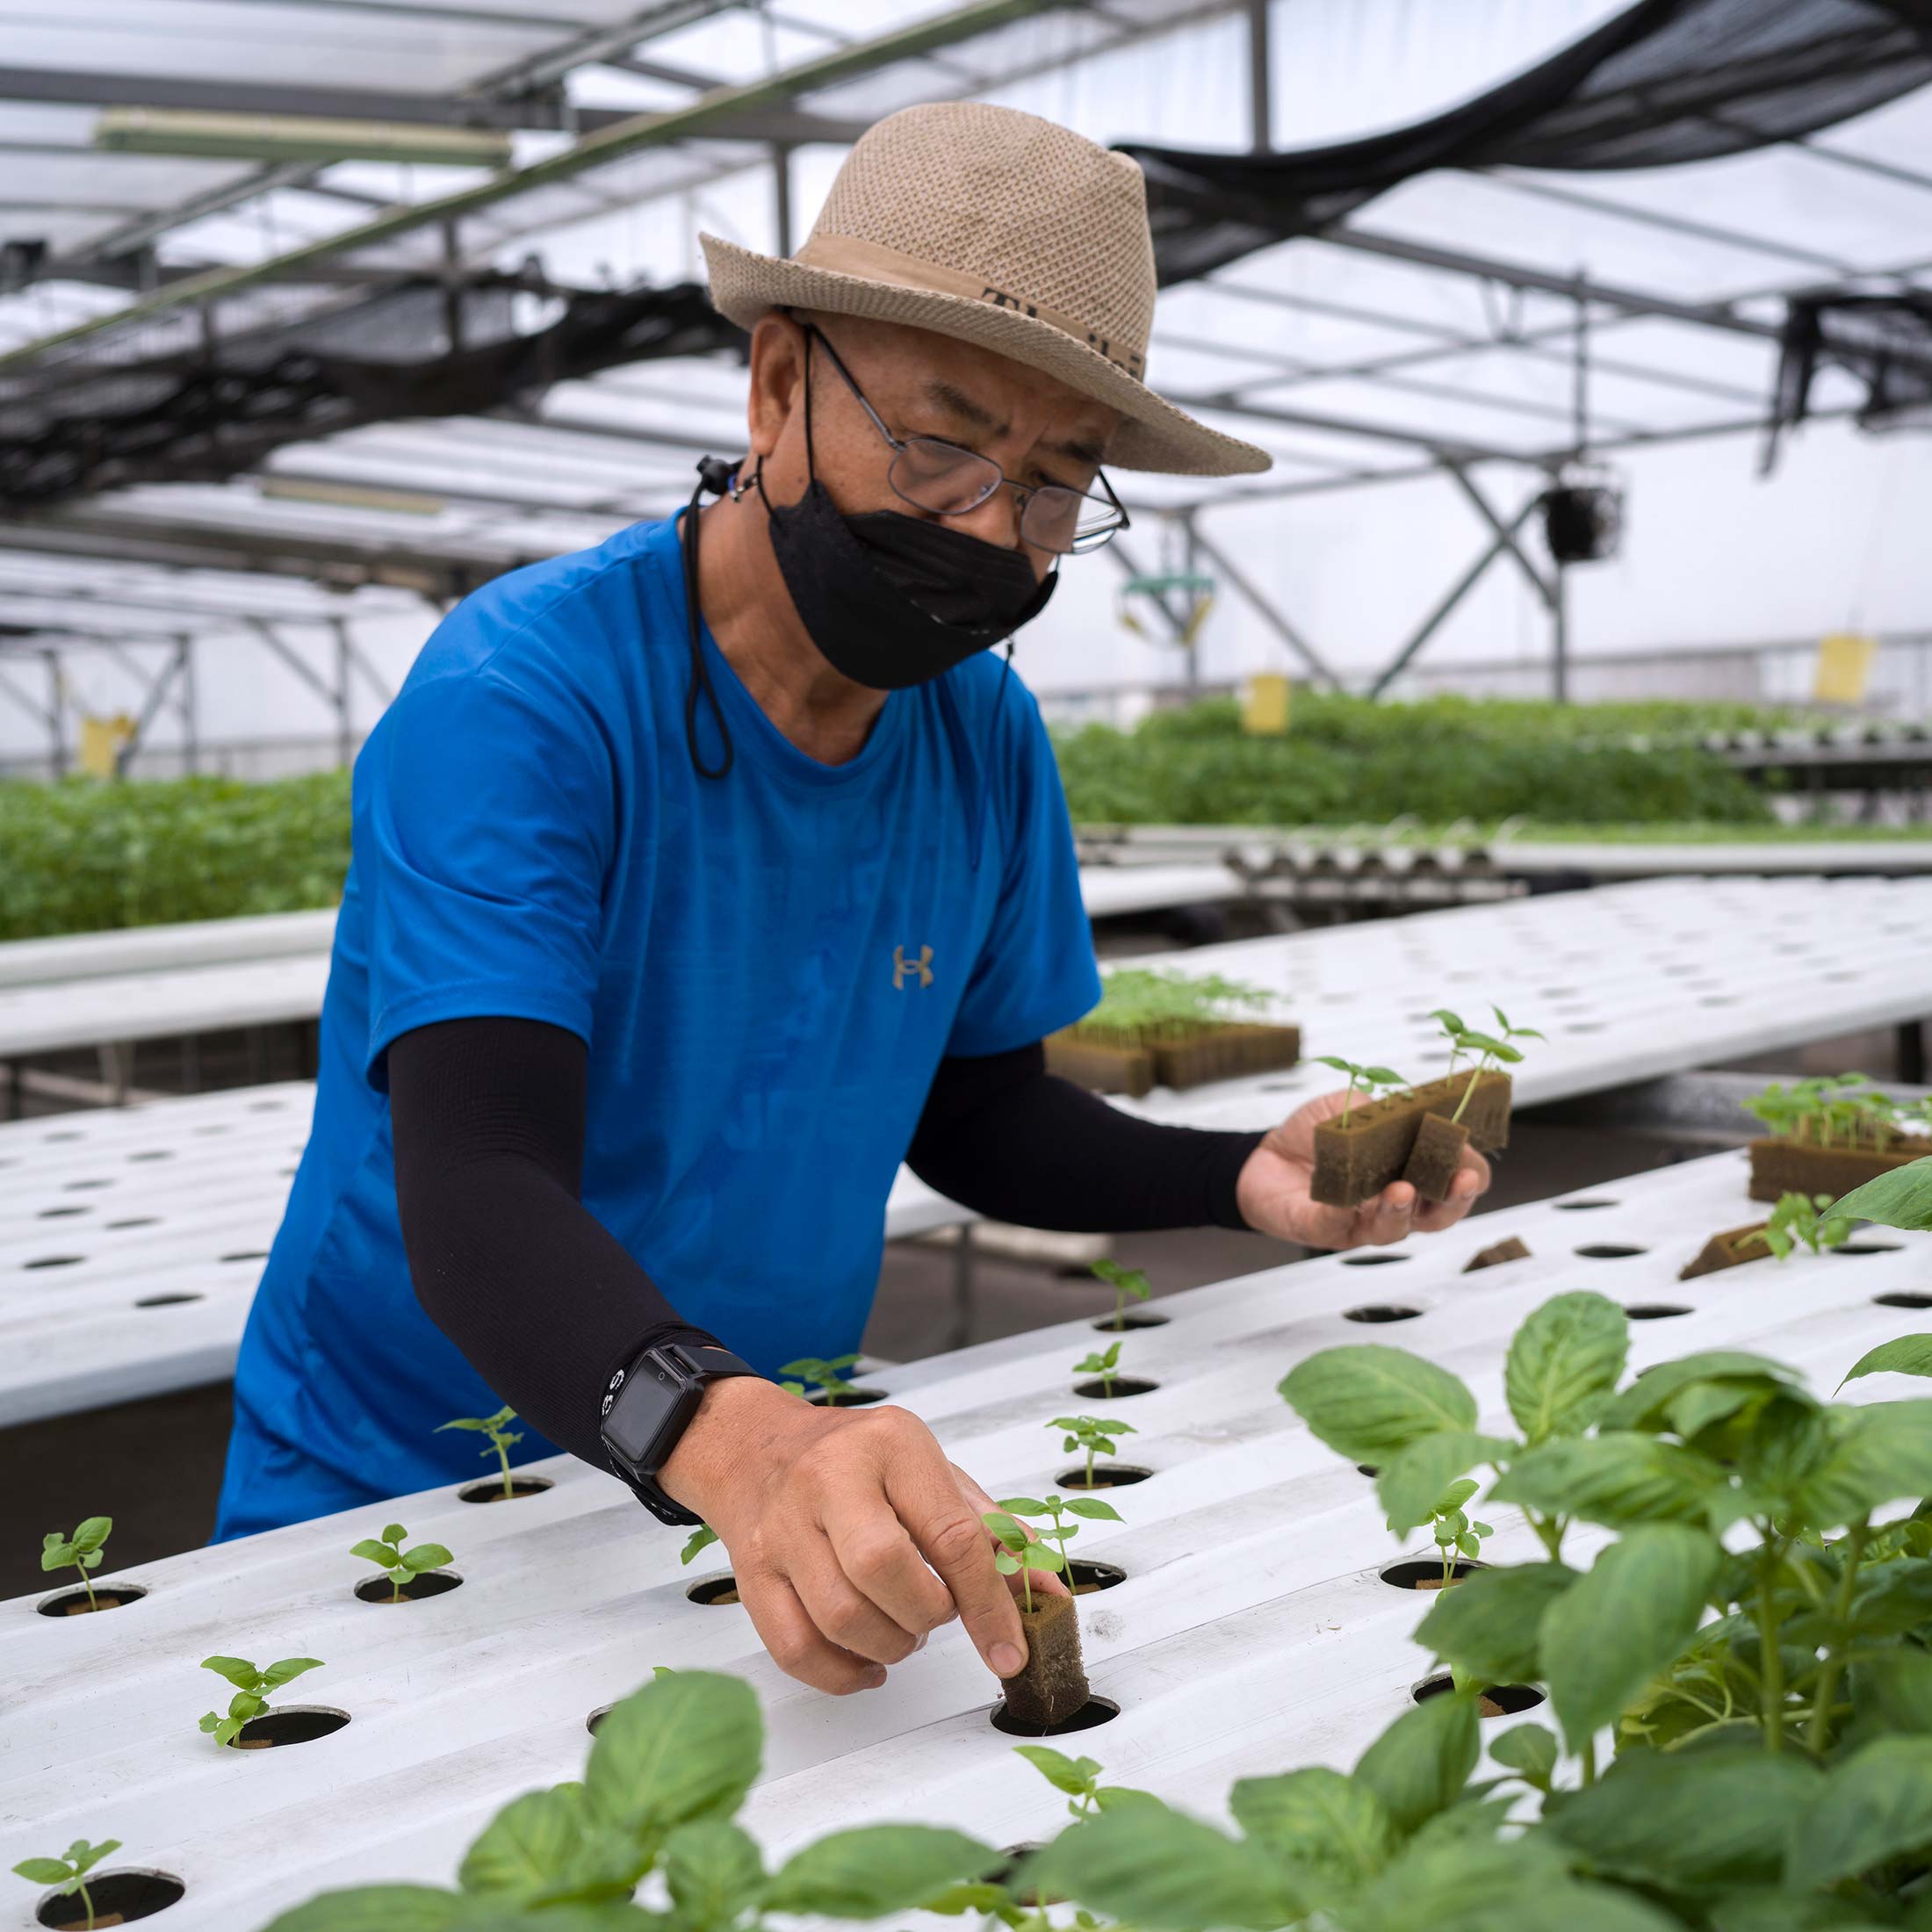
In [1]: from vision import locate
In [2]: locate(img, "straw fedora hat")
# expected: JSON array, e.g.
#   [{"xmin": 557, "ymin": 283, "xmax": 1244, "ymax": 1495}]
[{"xmin": 701, "ymin": 102, "xmax": 1270, "ymax": 479}]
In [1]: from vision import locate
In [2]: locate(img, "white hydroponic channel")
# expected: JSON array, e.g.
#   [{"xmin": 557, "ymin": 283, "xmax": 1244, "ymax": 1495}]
[
  {"xmin": 6, "ymin": 1148, "xmax": 1932, "ymax": 1932},
  {"xmin": 6, "ymin": 874, "xmax": 1928, "ymax": 1427}
]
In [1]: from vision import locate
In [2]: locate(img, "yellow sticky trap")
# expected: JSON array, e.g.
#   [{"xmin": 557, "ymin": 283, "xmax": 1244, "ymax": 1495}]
[
  {"xmin": 1242, "ymin": 673, "xmax": 1291, "ymax": 736},
  {"xmin": 1813, "ymin": 632, "xmax": 1876, "ymax": 705},
  {"xmin": 78, "ymin": 711, "xmax": 134, "ymax": 779}
]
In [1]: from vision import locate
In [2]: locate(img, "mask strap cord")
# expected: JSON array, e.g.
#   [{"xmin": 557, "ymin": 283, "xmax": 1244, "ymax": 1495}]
[
  {"xmin": 681, "ymin": 468, "xmax": 735, "ymax": 781},
  {"xmin": 969, "ymin": 640, "xmax": 1016, "ymax": 876}
]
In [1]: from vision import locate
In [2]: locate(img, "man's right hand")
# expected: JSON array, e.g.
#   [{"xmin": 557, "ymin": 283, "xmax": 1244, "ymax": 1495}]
[{"xmin": 658, "ymin": 1374, "xmax": 1031, "ymax": 1695}]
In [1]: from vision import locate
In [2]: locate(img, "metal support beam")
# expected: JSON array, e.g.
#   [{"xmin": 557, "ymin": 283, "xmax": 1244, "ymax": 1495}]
[
  {"xmin": 45, "ymin": 649, "xmax": 66, "ymax": 777},
  {"xmin": 772, "ymin": 143, "xmax": 794, "ymax": 259},
  {"xmin": 1, "ymin": 0, "xmax": 1056, "ymax": 367},
  {"xmin": 114, "ymin": 637, "xmax": 191, "ymax": 776},
  {"xmin": 1367, "ymin": 490, "xmax": 1542, "ymax": 698},
  {"xmin": 1442, "ymin": 464, "xmax": 1554, "ymax": 609},
  {"xmin": 1186, "ymin": 527, "xmax": 1342, "ymax": 689},
  {"xmin": 333, "ymin": 620, "xmax": 355, "ymax": 767},
  {"xmin": 1552, "ymin": 558, "xmax": 1569, "ymax": 705},
  {"xmin": 1246, "ymin": 0, "xmax": 1269, "ymax": 153}
]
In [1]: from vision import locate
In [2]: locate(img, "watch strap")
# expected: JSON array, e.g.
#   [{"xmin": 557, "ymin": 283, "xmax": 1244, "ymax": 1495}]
[{"xmin": 600, "ymin": 1338, "xmax": 757, "ymax": 1526}]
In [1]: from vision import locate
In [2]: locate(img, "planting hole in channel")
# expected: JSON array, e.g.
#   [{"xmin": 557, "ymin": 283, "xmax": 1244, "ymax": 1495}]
[
  {"xmin": 1341, "ymin": 1253, "xmax": 1409, "ymax": 1268},
  {"xmin": 34, "ymin": 1869, "xmax": 184, "ymax": 1928},
  {"xmin": 1344, "ymin": 1304, "xmax": 1422, "ymax": 1324},
  {"xmin": 1575, "ymin": 1244, "xmax": 1647, "ymax": 1259},
  {"xmin": 1057, "ymin": 1466, "xmax": 1152, "ymax": 1491},
  {"xmin": 687, "ymin": 1575, "xmax": 743, "ymax": 1607},
  {"xmin": 229, "ymin": 1706, "xmax": 350, "ymax": 1749},
  {"xmin": 1073, "ymin": 1376, "xmax": 1159, "ymax": 1399},
  {"xmin": 1876, "ymin": 1292, "xmax": 1932, "ymax": 1310},
  {"xmin": 37, "ymin": 1582, "xmax": 147, "ymax": 1618},
  {"xmin": 136, "ymin": 1292, "xmax": 203, "ymax": 1308},
  {"xmin": 1092, "ymin": 1311, "xmax": 1167, "ymax": 1331},
  {"xmin": 1625, "ymin": 1303, "xmax": 1692, "ymax": 1321},
  {"xmin": 990, "ymin": 1695, "xmax": 1121, "ymax": 1738},
  {"xmin": 587, "ymin": 1704, "xmax": 612, "ymax": 1735},
  {"xmin": 1413, "ymin": 1674, "xmax": 1545, "ymax": 1719},
  {"xmin": 1554, "ymin": 1198, "xmax": 1619, "ymax": 1212},
  {"xmin": 983, "ymin": 1846, "xmax": 1062, "ymax": 1904},
  {"xmin": 354, "ymin": 1570, "xmax": 462, "ymax": 1605},
  {"xmin": 1068, "ymin": 1560, "xmax": 1127, "ymax": 1596},
  {"xmin": 458, "ymin": 1475, "xmax": 554, "ymax": 1503},
  {"xmin": 807, "ymin": 1388, "xmax": 889, "ymax": 1409},
  {"xmin": 1831, "ymin": 1240, "xmax": 1903, "ymax": 1256},
  {"xmin": 1381, "ymin": 1558, "xmax": 1482, "ymax": 1592}
]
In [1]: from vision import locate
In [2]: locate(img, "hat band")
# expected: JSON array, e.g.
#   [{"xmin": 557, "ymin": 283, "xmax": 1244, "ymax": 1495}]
[{"xmin": 794, "ymin": 232, "xmax": 1146, "ymax": 381}]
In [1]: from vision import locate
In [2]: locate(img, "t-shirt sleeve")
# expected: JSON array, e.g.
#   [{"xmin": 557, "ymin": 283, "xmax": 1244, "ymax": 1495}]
[
  {"xmin": 360, "ymin": 662, "xmax": 616, "ymax": 1090},
  {"xmin": 946, "ymin": 688, "xmax": 1101, "ymax": 1058}
]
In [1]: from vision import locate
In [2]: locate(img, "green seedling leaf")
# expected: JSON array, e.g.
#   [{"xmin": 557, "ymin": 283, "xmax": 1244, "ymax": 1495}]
[
  {"xmin": 582, "ymin": 1669, "xmax": 761, "ymax": 1840},
  {"xmin": 681, "ymin": 1525, "xmax": 720, "ymax": 1567},
  {"xmin": 70, "ymin": 1517, "xmax": 112, "ymax": 1553},
  {"xmin": 1839, "ymin": 1335, "xmax": 1932, "ymax": 1390},
  {"xmin": 663, "ymin": 1820, "xmax": 763, "ymax": 1932},
  {"xmin": 762, "ymin": 1825, "xmax": 993, "ymax": 1919},
  {"xmin": 11, "ymin": 1859, "xmax": 76, "ymax": 1885},
  {"xmin": 1505, "ymin": 1293, "xmax": 1629, "ymax": 1444},
  {"xmin": 1487, "ymin": 1724, "xmax": 1559, "ymax": 1791},
  {"xmin": 1827, "ymin": 1157, "xmax": 1932, "ymax": 1232},
  {"xmin": 1353, "ymin": 1688, "xmax": 1481, "ymax": 1837},
  {"xmin": 1850, "ymin": 1649, "xmax": 1932, "ymax": 1736},
  {"xmin": 1784, "ymin": 1736, "xmax": 1932, "ymax": 1892},
  {"xmin": 1375, "ymin": 1432, "xmax": 1513, "ymax": 1536},
  {"xmin": 1023, "ymin": 1807, "xmax": 1302, "ymax": 1930},
  {"xmin": 402, "ymin": 1543, "xmax": 453, "ymax": 1573},
  {"xmin": 1230, "ymin": 1766, "xmax": 1395, "ymax": 1890},
  {"xmin": 1063, "ymin": 1497, "xmax": 1123, "ymax": 1522},
  {"xmin": 1489, "ymin": 1432, "xmax": 1731, "ymax": 1528},
  {"xmin": 261, "ymin": 1656, "xmax": 325, "ymax": 1690},
  {"xmin": 1416, "ymin": 1563, "xmax": 1578, "ymax": 1687},
  {"xmin": 1790, "ymin": 1401, "xmax": 1932, "ymax": 1530},
  {"xmin": 258, "ymin": 1884, "xmax": 500, "ymax": 1930},
  {"xmin": 1280, "ymin": 1345, "xmax": 1479, "ymax": 1465},
  {"xmin": 1013, "ymin": 1745, "xmax": 1096, "ymax": 1798},
  {"xmin": 1542, "ymin": 1746, "xmax": 1820, "ymax": 1893},
  {"xmin": 1537, "ymin": 1525, "xmax": 1719, "ymax": 1753},
  {"xmin": 458, "ymin": 1784, "xmax": 595, "ymax": 1902},
  {"xmin": 201, "ymin": 1654, "xmax": 264, "ymax": 1690},
  {"xmin": 1600, "ymin": 1352, "xmax": 1807, "ymax": 1435}
]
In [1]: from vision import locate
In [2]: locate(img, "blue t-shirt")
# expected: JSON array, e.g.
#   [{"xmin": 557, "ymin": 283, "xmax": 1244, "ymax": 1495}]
[{"xmin": 213, "ymin": 513, "xmax": 1099, "ymax": 1538}]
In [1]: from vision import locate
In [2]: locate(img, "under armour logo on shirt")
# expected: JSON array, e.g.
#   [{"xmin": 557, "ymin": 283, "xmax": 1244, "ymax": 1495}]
[{"xmin": 892, "ymin": 944, "xmax": 934, "ymax": 990}]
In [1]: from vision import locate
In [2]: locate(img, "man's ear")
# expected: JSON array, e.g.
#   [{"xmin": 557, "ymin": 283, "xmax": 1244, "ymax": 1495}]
[{"xmin": 746, "ymin": 312, "xmax": 808, "ymax": 460}]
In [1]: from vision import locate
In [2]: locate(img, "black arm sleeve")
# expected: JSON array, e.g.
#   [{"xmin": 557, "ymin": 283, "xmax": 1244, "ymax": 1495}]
[
  {"xmin": 387, "ymin": 1016, "xmax": 720, "ymax": 1469},
  {"xmin": 906, "ymin": 1042, "xmax": 1265, "ymax": 1234}
]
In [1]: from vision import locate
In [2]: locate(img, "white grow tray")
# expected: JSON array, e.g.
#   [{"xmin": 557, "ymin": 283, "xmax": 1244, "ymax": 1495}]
[{"xmin": 6, "ymin": 1149, "xmax": 1931, "ymax": 1930}]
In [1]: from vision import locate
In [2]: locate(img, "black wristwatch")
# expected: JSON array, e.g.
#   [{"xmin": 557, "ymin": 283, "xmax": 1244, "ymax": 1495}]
[{"xmin": 598, "ymin": 1338, "xmax": 758, "ymax": 1525}]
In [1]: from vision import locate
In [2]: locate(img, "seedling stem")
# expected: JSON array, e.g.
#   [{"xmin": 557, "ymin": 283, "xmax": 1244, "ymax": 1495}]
[
  {"xmin": 436, "ymin": 1404, "xmax": 523, "ymax": 1497},
  {"xmin": 40, "ymin": 1517, "xmax": 112, "ymax": 1611},
  {"xmin": 1087, "ymin": 1258, "xmax": 1150, "ymax": 1331}
]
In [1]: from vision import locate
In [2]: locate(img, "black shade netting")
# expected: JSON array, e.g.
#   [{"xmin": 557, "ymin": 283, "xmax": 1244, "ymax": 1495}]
[
  {"xmin": 0, "ymin": 273, "xmax": 745, "ymax": 508},
  {"xmin": 1763, "ymin": 289, "xmax": 1932, "ymax": 468},
  {"xmin": 1119, "ymin": 0, "xmax": 1932, "ymax": 284}
]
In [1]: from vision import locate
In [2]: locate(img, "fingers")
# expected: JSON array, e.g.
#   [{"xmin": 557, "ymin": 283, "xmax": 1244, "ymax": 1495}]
[
  {"xmin": 889, "ymin": 1453, "xmax": 1026, "ymax": 1682},
  {"xmin": 737, "ymin": 1571, "xmax": 887, "ymax": 1696},
  {"xmin": 820, "ymin": 1488, "xmax": 956, "ymax": 1643},
  {"xmin": 789, "ymin": 1546, "xmax": 926, "ymax": 1667},
  {"xmin": 1411, "ymin": 1151, "xmax": 1492, "ymax": 1233},
  {"xmin": 1348, "ymin": 1181, "xmax": 1417, "ymax": 1248},
  {"xmin": 950, "ymin": 1462, "xmax": 1068, "ymax": 1599}
]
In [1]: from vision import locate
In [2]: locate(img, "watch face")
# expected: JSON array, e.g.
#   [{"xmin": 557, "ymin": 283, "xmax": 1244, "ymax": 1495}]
[{"xmin": 602, "ymin": 1357, "xmax": 701, "ymax": 1469}]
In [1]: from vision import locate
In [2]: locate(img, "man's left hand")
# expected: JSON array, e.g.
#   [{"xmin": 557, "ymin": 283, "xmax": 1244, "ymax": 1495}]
[{"xmin": 1235, "ymin": 1085, "xmax": 1489, "ymax": 1251}]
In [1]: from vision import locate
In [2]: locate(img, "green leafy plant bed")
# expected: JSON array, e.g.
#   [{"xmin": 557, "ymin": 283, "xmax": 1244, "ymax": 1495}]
[
  {"xmin": 1745, "ymin": 1074, "xmax": 1931, "ymax": 1203},
  {"xmin": 1046, "ymin": 969, "xmax": 1296, "ymax": 1098}
]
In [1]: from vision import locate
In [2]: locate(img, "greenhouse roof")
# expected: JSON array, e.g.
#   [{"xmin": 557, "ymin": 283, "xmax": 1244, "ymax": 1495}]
[{"xmin": 1, "ymin": 0, "xmax": 1929, "ymax": 612}]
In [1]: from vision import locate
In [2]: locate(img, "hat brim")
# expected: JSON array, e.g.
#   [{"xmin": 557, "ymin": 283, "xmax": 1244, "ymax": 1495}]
[{"xmin": 701, "ymin": 233, "xmax": 1271, "ymax": 479}]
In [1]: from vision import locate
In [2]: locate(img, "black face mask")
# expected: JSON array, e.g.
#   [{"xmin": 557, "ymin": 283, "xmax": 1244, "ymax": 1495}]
[{"xmin": 757, "ymin": 468, "xmax": 1056, "ymax": 690}]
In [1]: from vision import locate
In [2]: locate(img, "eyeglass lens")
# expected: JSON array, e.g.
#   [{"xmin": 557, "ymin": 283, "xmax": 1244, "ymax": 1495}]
[{"xmin": 888, "ymin": 437, "xmax": 1109, "ymax": 555}]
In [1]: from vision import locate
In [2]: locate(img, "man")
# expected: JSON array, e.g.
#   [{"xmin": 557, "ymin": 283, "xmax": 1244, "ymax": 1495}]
[{"xmin": 216, "ymin": 102, "xmax": 1488, "ymax": 1698}]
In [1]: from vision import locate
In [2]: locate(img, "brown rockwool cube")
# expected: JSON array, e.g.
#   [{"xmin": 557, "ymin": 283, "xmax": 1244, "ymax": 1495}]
[
  {"xmin": 1311, "ymin": 1071, "xmax": 1512, "ymax": 1208},
  {"xmin": 1403, "ymin": 1112, "xmax": 1471, "ymax": 1203},
  {"xmin": 1748, "ymin": 1135, "xmax": 1928, "ymax": 1206},
  {"xmin": 1679, "ymin": 1221, "xmax": 1773, "ymax": 1280},
  {"xmin": 1003, "ymin": 1591, "xmax": 1090, "ymax": 1728}
]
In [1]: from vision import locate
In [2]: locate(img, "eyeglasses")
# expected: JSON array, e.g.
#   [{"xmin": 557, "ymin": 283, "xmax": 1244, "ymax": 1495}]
[{"xmin": 806, "ymin": 324, "xmax": 1130, "ymax": 557}]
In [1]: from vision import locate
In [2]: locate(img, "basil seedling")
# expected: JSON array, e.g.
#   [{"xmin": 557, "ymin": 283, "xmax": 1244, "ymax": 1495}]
[
  {"xmin": 680, "ymin": 1524, "xmax": 719, "ymax": 1566},
  {"xmin": 1438, "ymin": 1006, "xmax": 1542, "ymax": 1126},
  {"xmin": 1071, "ymin": 1340, "xmax": 1123, "ymax": 1398},
  {"xmin": 1312, "ymin": 1056, "xmax": 1407, "ymax": 1127},
  {"xmin": 40, "ymin": 1516, "xmax": 112, "ymax": 1611},
  {"xmin": 1013, "ymin": 1745, "xmax": 1156, "ymax": 1819},
  {"xmin": 780, "ymin": 1355, "xmax": 862, "ymax": 1406},
  {"xmin": 12, "ymin": 1839, "xmax": 119, "ymax": 1930},
  {"xmin": 981, "ymin": 1510, "xmax": 1064, "ymax": 1612},
  {"xmin": 997, "ymin": 1494, "xmax": 1122, "ymax": 1582},
  {"xmin": 1745, "ymin": 1189, "xmax": 1852, "ymax": 1260},
  {"xmin": 1088, "ymin": 1258, "xmax": 1151, "ymax": 1330},
  {"xmin": 436, "ymin": 1404, "xmax": 523, "ymax": 1498},
  {"xmin": 349, "ymin": 1521, "xmax": 453, "ymax": 1604},
  {"xmin": 1052, "ymin": 1415, "xmax": 1136, "ymax": 1488},
  {"xmin": 198, "ymin": 1655, "xmax": 324, "ymax": 1748},
  {"xmin": 1425, "ymin": 1477, "xmax": 1492, "ymax": 1587}
]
